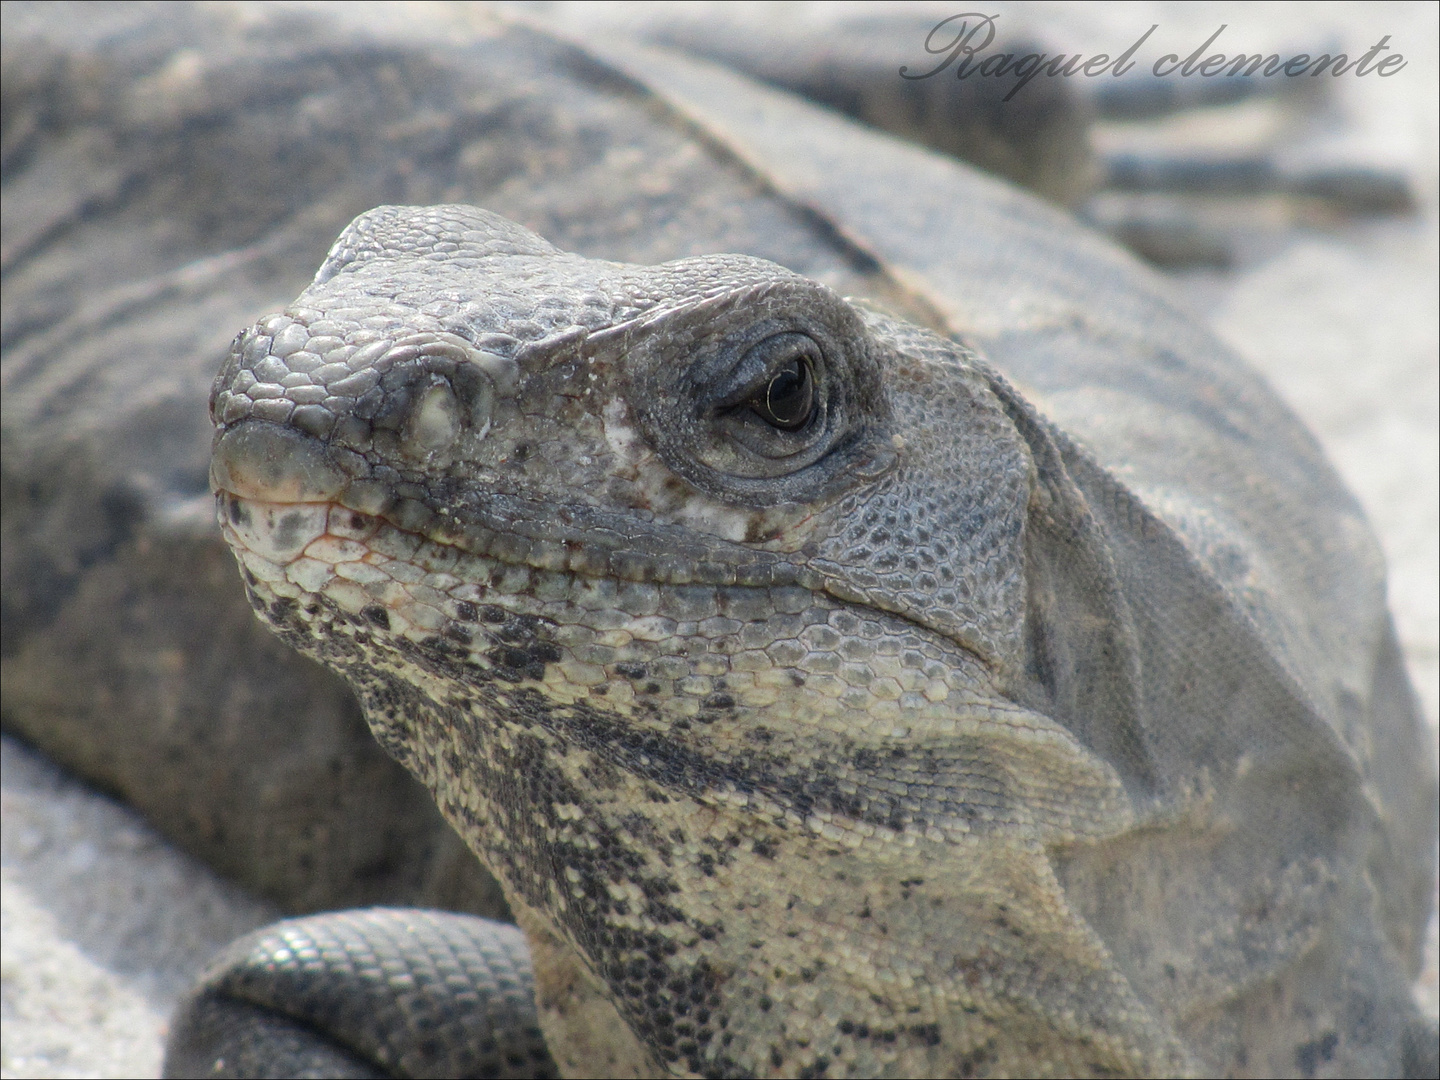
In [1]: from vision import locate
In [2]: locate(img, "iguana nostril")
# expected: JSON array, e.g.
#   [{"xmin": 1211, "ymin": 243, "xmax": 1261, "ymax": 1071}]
[{"xmin": 406, "ymin": 381, "xmax": 462, "ymax": 455}]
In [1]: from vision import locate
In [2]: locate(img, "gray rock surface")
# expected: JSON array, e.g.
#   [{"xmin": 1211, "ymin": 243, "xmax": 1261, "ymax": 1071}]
[{"xmin": 1, "ymin": 3, "xmax": 1435, "ymax": 1078}]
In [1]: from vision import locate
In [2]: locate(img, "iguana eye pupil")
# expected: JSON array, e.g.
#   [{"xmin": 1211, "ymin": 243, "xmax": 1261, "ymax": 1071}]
[{"xmin": 754, "ymin": 357, "xmax": 814, "ymax": 430}]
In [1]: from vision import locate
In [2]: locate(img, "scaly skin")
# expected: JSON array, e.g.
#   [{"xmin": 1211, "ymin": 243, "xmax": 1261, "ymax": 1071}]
[{"xmin": 209, "ymin": 204, "xmax": 1432, "ymax": 1078}]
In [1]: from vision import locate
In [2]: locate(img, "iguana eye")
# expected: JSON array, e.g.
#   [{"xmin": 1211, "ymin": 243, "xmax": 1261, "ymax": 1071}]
[
  {"xmin": 623, "ymin": 292, "xmax": 883, "ymax": 496},
  {"xmin": 749, "ymin": 356, "xmax": 815, "ymax": 431},
  {"xmin": 733, "ymin": 332, "xmax": 822, "ymax": 435}
]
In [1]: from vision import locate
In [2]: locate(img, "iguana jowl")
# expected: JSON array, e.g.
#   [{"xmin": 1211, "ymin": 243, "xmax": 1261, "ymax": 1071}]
[{"xmin": 206, "ymin": 203, "xmax": 1435, "ymax": 1078}]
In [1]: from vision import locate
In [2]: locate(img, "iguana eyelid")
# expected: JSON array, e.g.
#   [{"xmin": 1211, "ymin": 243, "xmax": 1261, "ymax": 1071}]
[{"xmin": 713, "ymin": 332, "xmax": 824, "ymax": 405}]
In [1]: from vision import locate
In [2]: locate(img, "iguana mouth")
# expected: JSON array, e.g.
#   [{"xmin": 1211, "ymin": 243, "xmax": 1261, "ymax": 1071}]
[{"xmin": 211, "ymin": 418, "xmax": 806, "ymax": 592}]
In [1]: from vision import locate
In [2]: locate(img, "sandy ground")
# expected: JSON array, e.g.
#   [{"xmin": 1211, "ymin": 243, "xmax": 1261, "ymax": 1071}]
[
  {"xmin": 2, "ymin": 3, "xmax": 1436, "ymax": 1077},
  {"xmin": 0, "ymin": 741, "xmax": 279, "ymax": 1079}
]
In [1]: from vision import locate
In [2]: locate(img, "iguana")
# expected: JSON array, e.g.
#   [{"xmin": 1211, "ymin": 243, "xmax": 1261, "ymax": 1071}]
[
  {"xmin": 184, "ymin": 57, "xmax": 1435, "ymax": 1077},
  {"xmin": 187, "ymin": 182, "xmax": 1435, "ymax": 1074},
  {"xmin": 2, "ymin": 5, "xmax": 1433, "ymax": 1077}
]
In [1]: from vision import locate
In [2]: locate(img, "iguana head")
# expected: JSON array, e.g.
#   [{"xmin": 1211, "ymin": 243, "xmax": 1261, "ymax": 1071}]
[
  {"xmin": 212, "ymin": 204, "xmax": 1043, "ymax": 668},
  {"xmin": 210, "ymin": 205, "xmax": 1165, "ymax": 1077}
]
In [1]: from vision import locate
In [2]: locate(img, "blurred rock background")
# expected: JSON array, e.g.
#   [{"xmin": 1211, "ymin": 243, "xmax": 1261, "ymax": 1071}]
[{"xmin": 2, "ymin": 3, "xmax": 1434, "ymax": 1076}]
